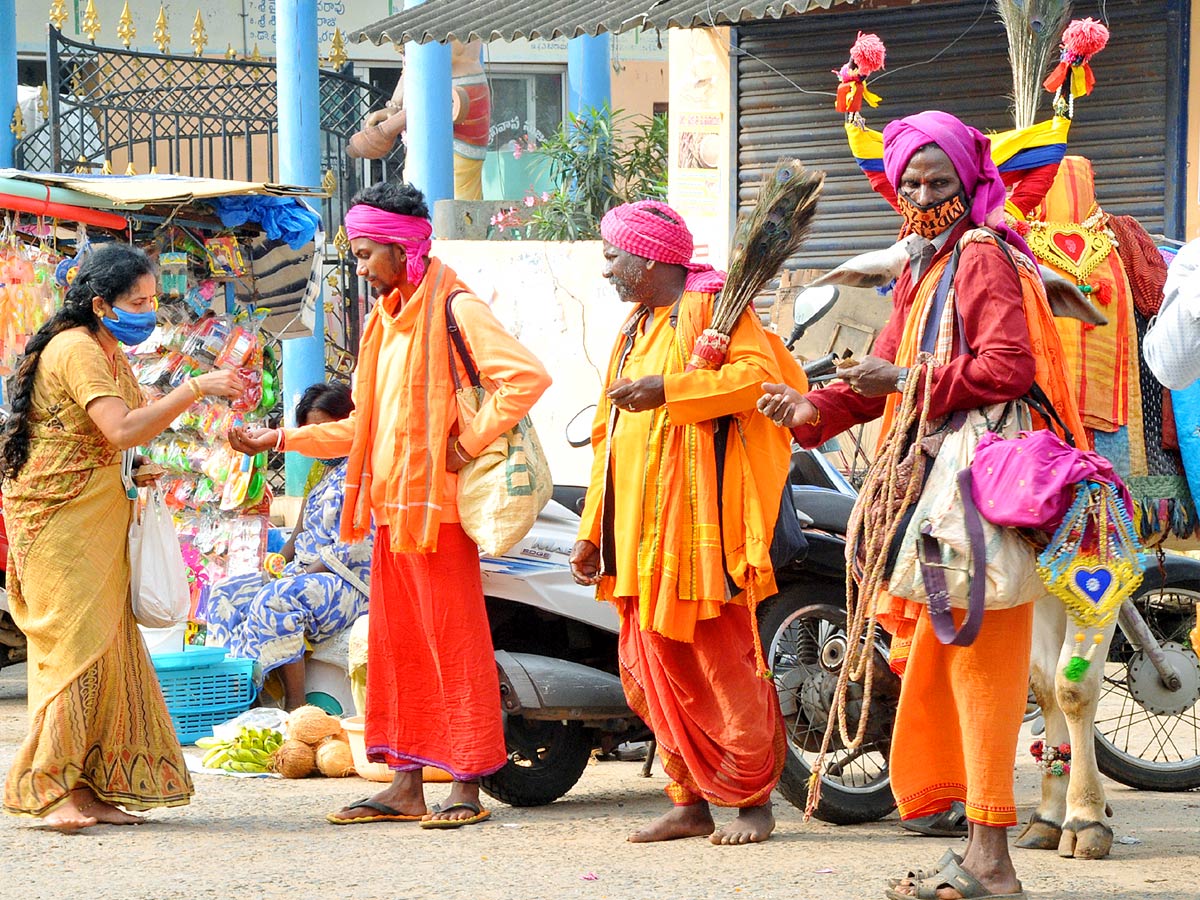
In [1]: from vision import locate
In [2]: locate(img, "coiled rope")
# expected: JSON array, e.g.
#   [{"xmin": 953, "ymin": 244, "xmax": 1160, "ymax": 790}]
[{"xmin": 804, "ymin": 355, "xmax": 940, "ymax": 818}]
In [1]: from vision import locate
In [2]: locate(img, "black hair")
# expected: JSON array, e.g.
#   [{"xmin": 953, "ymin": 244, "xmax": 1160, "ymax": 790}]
[
  {"xmin": 295, "ymin": 381, "xmax": 353, "ymax": 427},
  {"xmin": 1, "ymin": 243, "xmax": 155, "ymax": 480},
  {"xmin": 348, "ymin": 181, "xmax": 430, "ymax": 220}
]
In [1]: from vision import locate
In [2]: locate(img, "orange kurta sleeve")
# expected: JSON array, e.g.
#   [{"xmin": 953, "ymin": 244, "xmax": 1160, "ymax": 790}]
[
  {"xmin": 284, "ymin": 413, "xmax": 357, "ymax": 458},
  {"xmin": 451, "ymin": 294, "xmax": 552, "ymax": 458},
  {"xmin": 662, "ymin": 304, "xmax": 777, "ymax": 425}
]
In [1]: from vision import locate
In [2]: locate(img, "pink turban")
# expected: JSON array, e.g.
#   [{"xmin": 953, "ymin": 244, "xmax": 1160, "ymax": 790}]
[
  {"xmin": 344, "ymin": 204, "xmax": 433, "ymax": 286},
  {"xmin": 600, "ymin": 200, "xmax": 728, "ymax": 293},
  {"xmin": 882, "ymin": 110, "xmax": 1035, "ymax": 262}
]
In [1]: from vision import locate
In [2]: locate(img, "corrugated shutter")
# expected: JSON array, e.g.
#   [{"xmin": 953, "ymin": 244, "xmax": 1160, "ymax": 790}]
[{"xmin": 736, "ymin": 0, "xmax": 1180, "ymax": 269}]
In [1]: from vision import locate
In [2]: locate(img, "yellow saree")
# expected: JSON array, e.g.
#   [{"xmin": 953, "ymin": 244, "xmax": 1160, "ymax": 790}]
[{"xmin": 3, "ymin": 330, "xmax": 192, "ymax": 816}]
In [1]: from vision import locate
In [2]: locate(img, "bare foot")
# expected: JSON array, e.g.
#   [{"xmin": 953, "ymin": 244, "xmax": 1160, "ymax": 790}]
[
  {"xmin": 628, "ymin": 804, "xmax": 716, "ymax": 843},
  {"xmin": 41, "ymin": 796, "xmax": 98, "ymax": 833},
  {"xmin": 710, "ymin": 803, "xmax": 775, "ymax": 845},
  {"xmin": 82, "ymin": 799, "xmax": 146, "ymax": 825}
]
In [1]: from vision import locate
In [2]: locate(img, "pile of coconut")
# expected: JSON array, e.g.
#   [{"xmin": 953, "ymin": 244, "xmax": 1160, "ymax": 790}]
[{"xmin": 273, "ymin": 706, "xmax": 355, "ymax": 778}]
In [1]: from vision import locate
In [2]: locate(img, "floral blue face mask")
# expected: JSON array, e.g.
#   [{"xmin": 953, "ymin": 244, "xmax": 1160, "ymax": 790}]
[{"xmin": 100, "ymin": 306, "xmax": 158, "ymax": 346}]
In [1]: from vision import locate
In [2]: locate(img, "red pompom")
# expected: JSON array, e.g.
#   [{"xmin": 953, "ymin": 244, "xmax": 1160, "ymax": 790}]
[
  {"xmin": 1061, "ymin": 17, "xmax": 1110, "ymax": 61},
  {"xmin": 850, "ymin": 31, "xmax": 886, "ymax": 76}
]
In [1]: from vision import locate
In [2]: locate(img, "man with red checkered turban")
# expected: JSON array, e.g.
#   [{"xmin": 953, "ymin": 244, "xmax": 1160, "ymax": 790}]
[{"xmin": 569, "ymin": 200, "xmax": 793, "ymax": 845}]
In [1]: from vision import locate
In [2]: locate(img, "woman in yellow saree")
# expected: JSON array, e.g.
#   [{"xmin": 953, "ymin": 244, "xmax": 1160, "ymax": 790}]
[{"xmin": 0, "ymin": 244, "xmax": 245, "ymax": 830}]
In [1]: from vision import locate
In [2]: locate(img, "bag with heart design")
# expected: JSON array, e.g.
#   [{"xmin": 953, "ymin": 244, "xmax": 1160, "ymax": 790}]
[{"xmin": 1036, "ymin": 479, "xmax": 1144, "ymax": 681}]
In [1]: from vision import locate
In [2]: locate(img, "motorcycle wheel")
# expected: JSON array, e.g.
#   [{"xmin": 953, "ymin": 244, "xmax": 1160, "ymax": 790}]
[
  {"xmin": 1093, "ymin": 580, "xmax": 1200, "ymax": 791},
  {"xmin": 479, "ymin": 715, "xmax": 594, "ymax": 807},
  {"xmin": 757, "ymin": 588, "xmax": 899, "ymax": 825}
]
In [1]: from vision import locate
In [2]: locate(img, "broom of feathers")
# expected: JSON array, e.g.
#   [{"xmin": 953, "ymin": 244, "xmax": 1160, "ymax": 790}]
[{"xmin": 687, "ymin": 159, "xmax": 825, "ymax": 370}]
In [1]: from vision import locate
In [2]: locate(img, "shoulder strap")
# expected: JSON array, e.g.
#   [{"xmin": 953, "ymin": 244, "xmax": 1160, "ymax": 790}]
[{"xmin": 444, "ymin": 289, "xmax": 481, "ymax": 389}]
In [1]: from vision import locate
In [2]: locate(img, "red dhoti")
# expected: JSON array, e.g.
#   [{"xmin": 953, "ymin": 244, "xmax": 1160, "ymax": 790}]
[
  {"xmin": 618, "ymin": 598, "xmax": 785, "ymax": 807},
  {"xmin": 364, "ymin": 524, "xmax": 507, "ymax": 780}
]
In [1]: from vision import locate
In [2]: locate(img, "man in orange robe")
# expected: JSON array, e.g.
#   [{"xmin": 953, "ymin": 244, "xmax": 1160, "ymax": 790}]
[
  {"xmin": 231, "ymin": 181, "xmax": 550, "ymax": 828},
  {"xmin": 569, "ymin": 201, "xmax": 792, "ymax": 845}
]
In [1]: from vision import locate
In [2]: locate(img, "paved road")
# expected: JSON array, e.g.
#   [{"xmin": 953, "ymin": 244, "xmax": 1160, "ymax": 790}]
[{"xmin": 0, "ymin": 664, "xmax": 1196, "ymax": 900}]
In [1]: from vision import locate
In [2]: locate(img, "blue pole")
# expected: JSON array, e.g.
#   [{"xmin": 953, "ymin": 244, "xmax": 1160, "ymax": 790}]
[
  {"xmin": 567, "ymin": 33, "xmax": 611, "ymax": 117},
  {"xmin": 402, "ymin": 9, "xmax": 454, "ymax": 206},
  {"xmin": 277, "ymin": 0, "xmax": 325, "ymax": 494},
  {"xmin": 0, "ymin": 0, "xmax": 17, "ymax": 167}
]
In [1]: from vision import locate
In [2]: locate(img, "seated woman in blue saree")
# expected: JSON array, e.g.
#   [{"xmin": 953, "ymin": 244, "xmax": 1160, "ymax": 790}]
[{"xmin": 205, "ymin": 382, "xmax": 371, "ymax": 709}]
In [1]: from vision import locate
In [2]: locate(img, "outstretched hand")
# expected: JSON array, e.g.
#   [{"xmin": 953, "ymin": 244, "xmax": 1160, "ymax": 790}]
[
  {"xmin": 228, "ymin": 425, "xmax": 279, "ymax": 455},
  {"xmin": 836, "ymin": 356, "xmax": 903, "ymax": 398},
  {"xmin": 758, "ymin": 383, "xmax": 817, "ymax": 428}
]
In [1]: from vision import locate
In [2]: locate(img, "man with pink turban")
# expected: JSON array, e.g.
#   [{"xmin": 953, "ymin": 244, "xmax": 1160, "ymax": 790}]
[
  {"xmin": 761, "ymin": 111, "xmax": 1084, "ymax": 899},
  {"xmin": 570, "ymin": 200, "xmax": 795, "ymax": 845}
]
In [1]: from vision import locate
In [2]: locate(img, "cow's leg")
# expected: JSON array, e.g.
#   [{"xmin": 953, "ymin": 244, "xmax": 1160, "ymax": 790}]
[
  {"xmin": 1055, "ymin": 619, "xmax": 1117, "ymax": 860},
  {"xmin": 1016, "ymin": 596, "xmax": 1069, "ymax": 850}
]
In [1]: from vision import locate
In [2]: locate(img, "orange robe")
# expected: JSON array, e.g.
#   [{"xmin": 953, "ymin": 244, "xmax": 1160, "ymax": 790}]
[
  {"xmin": 287, "ymin": 259, "xmax": 551, "ymax": 779},
  {"xmin": 578, "ymin": 292, "xmax": 792, "ymax": 807}
]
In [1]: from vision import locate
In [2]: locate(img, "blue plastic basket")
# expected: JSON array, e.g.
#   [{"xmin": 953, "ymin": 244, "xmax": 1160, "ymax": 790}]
[{"xmin": 152, "ymin": 655, "xmax": 256, "ymax": 745}]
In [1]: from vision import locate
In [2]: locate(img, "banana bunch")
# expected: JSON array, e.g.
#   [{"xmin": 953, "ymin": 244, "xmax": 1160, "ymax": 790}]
[{"xmin": 196, "ymin": 727, "xmax": 284, "ymax": 774}]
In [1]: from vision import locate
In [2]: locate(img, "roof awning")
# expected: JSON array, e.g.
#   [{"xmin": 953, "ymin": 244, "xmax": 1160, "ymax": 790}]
[{"xmin": 350, "ymin": 0, "xmax": 853, "ymax": 46}]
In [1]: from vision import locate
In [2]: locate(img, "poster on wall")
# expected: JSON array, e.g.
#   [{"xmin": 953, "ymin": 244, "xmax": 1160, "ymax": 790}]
[{"xmin": 671, "ymin": 112, "xmax": 723, "ymax": 260}]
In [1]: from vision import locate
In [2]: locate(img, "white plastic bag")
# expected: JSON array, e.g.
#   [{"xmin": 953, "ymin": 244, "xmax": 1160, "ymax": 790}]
[{"xmin": 129, "ymin": 489, "xmax": 191, "ymax": 628}]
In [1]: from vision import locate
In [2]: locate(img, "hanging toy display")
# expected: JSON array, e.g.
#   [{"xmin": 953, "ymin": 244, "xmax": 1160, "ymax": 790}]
[
  {"xmin": 834, "ymin": 31, "xmax": 887, "ymax": 118},
  {"xmin": 1037, "ymin": 479, "xmax": 1145, "ymax": 682},
  {"xmin": 1043, "ymin": 17, "xmax": 1111, "ymax": 118}
]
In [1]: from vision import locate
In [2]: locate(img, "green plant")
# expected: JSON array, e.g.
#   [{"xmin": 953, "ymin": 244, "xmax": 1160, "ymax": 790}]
[{"xmin": 529, "ymin": 106, "xmax": 668, "ymax": 241}]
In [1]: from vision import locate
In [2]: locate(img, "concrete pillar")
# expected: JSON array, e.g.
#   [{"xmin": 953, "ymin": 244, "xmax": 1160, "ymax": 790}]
[
  {"xmin": 402, "ymin": 0, "xmax": 454, "ymax": 206},
  {"xmin": 567, "ymin": 33, "xmax": 611, "ymax": 117},
  {"xmin": 276, "ymin": 0, "xmax": 325, "ymax": 494},
  {"xmin": 0, "ymin": 0, "xmax": 17, "ymax": 166}
]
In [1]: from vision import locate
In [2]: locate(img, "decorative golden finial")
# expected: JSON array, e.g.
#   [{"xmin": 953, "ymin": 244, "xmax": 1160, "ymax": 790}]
[
  {"xmin": 37, "ymin": 83, "xmax": 49, "ymax": 120},
  {"xmin": 333, "ymin": 226, "xmax": 351, "ymax": 258},
  {"xmin": 80, "ymin": 0, "xmax": 102, "ymax": 43},
  {"xmin": 225, "ymin": 43, "xmax": 237, "ymax": 60},
  {"xmin": 101, "ymin": 159, "xmax": 113, "ymax": 175},
  {"xmin": 249, "ymin": 43, "xmax": 263, "ymax": 62},
  {"xmin": 75, "ymin": 156, "xmax": 89, "ymax": 174},
  {"xmin": 327, "ymin": 28, "xmax": 348, "ymax": 70},
  {"xmin": 10, "ymin": 105, "xmax": 26, "ymax": 141},
  {"xmin": 152, "ymin": 5, "xmax": 170, "ymax": 54},
  {"xmin": 124, "ymin": 161, "xmax": 137, "ymax": 176},
  {"xmin": 322, "ymin": 169, "xmax": 337, "ymax": 196},
  {"xmin": 48, "ymin": 0, "xmax": 69, "ymax": 31},
  {"xmin": 150, "ymin": 165, "xmax": 158, "ymax": 174},
  {"xmin": 117, "ymin": 2, "xmax": 137, "ymax": 48},
  {"xmin": 190, "ymin": 11, "xmax": 208, "ymax": 56}
]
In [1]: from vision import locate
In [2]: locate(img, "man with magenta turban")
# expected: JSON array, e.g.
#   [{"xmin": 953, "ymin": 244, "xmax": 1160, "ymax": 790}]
[
  {"xmin": 230, "ymin": 181, "xmax": 551, "ymax": 829},
  {"xmin": 761, "ymin": 111, "xmax": 1085, "ymax": 899},
  {"xmin": 570, "ymin": 200, "xmax": 795, "ymax": 845}
]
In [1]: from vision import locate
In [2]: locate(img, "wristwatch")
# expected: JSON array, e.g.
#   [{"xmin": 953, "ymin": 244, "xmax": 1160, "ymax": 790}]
[{"xmin": 894, "ymin": 367, "xmax": 909, "ymax": 392}]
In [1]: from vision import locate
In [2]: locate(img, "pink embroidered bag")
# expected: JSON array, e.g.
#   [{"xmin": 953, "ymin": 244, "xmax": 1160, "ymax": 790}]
[{"xmin": 970, "ymin": 428, "xmax": 1128, "ymax": 533}]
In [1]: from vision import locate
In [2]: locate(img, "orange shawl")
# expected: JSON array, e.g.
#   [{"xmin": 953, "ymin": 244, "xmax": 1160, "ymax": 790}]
[{"xmin": 339, "ymin": 259, "xmax": 464, "ymax": 554}]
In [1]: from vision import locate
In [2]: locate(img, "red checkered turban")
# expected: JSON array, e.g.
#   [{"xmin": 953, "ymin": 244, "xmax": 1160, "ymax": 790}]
[{"xmin": 600, "ymin": 200, "xmax": 694, "ymax": 265}]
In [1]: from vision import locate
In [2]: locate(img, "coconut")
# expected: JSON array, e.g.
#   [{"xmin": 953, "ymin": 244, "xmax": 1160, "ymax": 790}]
[
  {"xmin": 315, "ymin": 737, "xmax": 356, "ymax": 778},
  {"xmin": 272, "ymin": 739, "xmax": 316, "ymax": 778},
  {"xmin": 287, "ymin": 705, "xmax": 343, "ymax": 745}
]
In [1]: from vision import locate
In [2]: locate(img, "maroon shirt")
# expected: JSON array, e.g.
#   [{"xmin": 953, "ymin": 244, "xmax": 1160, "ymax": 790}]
[{"xmin": 792, "ymin": 227, "xmax": 1036, "ymax": 448}]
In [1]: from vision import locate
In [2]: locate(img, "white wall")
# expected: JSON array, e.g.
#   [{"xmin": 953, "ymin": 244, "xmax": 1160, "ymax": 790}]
[{"xmin": 431, "ymin": 239, "xmax": 631, "ymax": 488}]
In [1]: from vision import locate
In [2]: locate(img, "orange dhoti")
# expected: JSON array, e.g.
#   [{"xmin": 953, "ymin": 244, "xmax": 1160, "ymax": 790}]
[
  {"xmin": 618, "ymin": 597, "xmax": 785, "ymax": 807},
  {"xmin": 890, "ymin": 603, "xmax": 1034, "ymax": 828},
  {"xmin": 364, "ymin": 524, "xmax": 507, "ymax": 780}
]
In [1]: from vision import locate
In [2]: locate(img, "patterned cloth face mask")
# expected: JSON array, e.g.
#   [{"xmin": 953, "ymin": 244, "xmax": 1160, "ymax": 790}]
[{"xmin": 897, "ymin": 190, "xmax": 968, "ymax": 240}]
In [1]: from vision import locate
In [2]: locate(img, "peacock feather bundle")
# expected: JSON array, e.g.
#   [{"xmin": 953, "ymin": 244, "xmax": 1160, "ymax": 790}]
[{"xmin": 687, "ymin": 159, "xmax": 824, "ymax": 371}]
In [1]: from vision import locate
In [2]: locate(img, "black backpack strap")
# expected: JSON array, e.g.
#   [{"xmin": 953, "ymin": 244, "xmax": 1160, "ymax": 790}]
[{"xmin": 444, "ymin": 289, "xmax": 481, "ymax": 389}]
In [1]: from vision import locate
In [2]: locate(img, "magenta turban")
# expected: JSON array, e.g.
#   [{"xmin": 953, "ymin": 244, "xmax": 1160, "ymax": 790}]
[
  {"xmin": 882, "ymin": 110, "xmax": 1034, "ymax": 262},
  {"xmin": 600, "ymin": 200, "xmax": 728, "ymax": 293}
]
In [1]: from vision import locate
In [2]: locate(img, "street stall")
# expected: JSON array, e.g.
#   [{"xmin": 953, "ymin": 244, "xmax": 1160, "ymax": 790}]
[{"xmin": 0, "ymin": 169, "xmax": 325, "ymax": 741}]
